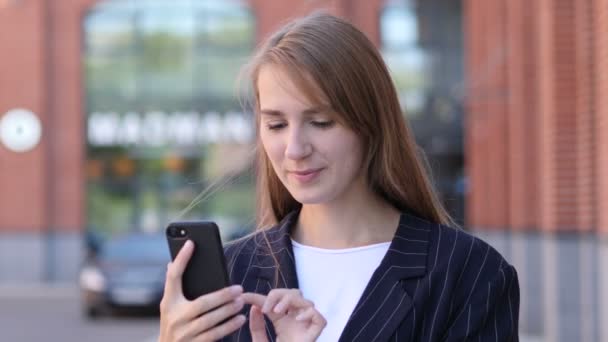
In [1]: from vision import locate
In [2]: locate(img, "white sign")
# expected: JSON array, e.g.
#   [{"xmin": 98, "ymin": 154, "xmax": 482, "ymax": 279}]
[
  {"xmin": 0, "ymin": 108, "xmax": 42, "ymax": 153},
  {"xmin": 87, "ymin": 111, "xmax": 254, "ymax": 147}
]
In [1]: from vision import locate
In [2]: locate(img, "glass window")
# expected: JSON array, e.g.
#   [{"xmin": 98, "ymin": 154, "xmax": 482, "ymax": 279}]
[
  {"xmin": 381, "ymin": 0, "xmax": 430, "ymax": 117},
  {"xmin": 380, "ymin": 0, "xmax": 465, "ymax": 224},
  {"xmin": 84, "ymin": 0, "xmax": 255, "ymax": 239}
]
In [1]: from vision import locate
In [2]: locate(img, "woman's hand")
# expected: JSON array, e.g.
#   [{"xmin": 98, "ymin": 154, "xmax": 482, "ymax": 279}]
[
  {"xmin": 243, "ymin": 289, "xmax": 327, "ymax": 342},
  {"xmin": 159, "ymin": 240, "xmax": 246, "ymax": 342}
]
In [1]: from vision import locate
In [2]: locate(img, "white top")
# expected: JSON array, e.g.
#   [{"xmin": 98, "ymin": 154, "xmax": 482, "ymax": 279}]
[{"xmin": 291, "ymin": 239, "xmax": 391, "ymax": 342}]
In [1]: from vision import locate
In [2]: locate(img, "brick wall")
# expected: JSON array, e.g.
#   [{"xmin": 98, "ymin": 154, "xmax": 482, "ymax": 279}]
[
  {"xmin": 594, "ymin": 0, "xmax": 608, "ymax": 235},
  {"xmin": 465, "ymin": 0, "xmax": 607, "ymax": 234},
  {"xmin": 0, "ymin": 0, "xmax": 49, "ymax": 232}
]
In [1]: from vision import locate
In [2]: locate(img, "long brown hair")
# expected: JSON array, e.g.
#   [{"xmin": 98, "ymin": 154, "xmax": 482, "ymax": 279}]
[{"xmin": 243, "ymin": 11, "xmax": 455, "ymax": 229}]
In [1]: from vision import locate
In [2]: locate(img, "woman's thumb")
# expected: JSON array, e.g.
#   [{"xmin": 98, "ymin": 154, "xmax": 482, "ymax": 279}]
[
  {"xmin": 165, "ymin": 240, "xmax": 194, "ymax": 297},
  {"xmin": 249, "ymin": 305, "xmax": 268, "ymax": 342}
]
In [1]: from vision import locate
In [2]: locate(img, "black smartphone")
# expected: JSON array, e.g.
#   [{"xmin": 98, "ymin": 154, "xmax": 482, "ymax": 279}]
[{"xmin": 166, "ymin": 221, "xmax": 230, "ymax": 301}]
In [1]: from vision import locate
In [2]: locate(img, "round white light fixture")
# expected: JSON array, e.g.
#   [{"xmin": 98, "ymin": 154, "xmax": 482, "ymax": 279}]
[{"xmin": 0, "ymin": 108, "xmax": 42, "ymax": 153}]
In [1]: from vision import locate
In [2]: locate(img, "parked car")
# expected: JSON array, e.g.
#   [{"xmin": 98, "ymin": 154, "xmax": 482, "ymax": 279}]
[{"xmin": 79, "ymin": 232, "xmax": 169, "ymax": 318}]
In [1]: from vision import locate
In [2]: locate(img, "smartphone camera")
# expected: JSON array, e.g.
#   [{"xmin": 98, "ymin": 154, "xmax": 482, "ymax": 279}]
[{"xmin": 168, "ymin": 226, "xmax": 188, "ymax": 238}]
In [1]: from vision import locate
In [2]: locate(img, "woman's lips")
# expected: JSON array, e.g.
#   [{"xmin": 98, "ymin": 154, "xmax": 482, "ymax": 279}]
[{"xmin": 288, "ymin": 168, "xmax": 324, "ymax": 183}]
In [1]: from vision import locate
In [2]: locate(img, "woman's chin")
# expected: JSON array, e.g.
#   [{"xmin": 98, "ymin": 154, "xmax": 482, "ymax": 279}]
[{"xmin": 289, "ymin": 190, "xmax": 333, "ymax": 205}]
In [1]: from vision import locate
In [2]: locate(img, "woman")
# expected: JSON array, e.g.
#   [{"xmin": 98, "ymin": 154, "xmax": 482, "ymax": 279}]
[{"xmin": 160, "ymin": 12, "xmax": 520, "ymax": 342}]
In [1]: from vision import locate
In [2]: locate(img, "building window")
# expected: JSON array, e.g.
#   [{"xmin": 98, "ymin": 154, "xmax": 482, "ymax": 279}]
[
  {"xmin": 380, "ymin": 0, "xmax": 465, "ymax": 224},
  {"xmin": 84, "ymin": 0, "xmax": 255, "ymax": 238},
  {"xmin": 381, "ymin": 0, "xmax": 430, "ymax": 117}
]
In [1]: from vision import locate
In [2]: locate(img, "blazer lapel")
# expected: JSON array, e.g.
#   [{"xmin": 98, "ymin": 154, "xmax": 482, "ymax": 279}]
[
  {"xmin": 236, "ymin": 212, "xmax": 300, "ymax": 342},
  {"xmin": 338, "ymin": 213, "xmax": 431, "ymax": 342},
  {"xmin": 248, "ymin": 210, "xmax": 300, "ymax": 290}
]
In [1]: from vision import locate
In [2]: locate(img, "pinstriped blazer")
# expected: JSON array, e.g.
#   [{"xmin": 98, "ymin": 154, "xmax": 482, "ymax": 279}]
[{"xmin": 222, "ymin": 210, "xmax": 520, "ymax": 341}]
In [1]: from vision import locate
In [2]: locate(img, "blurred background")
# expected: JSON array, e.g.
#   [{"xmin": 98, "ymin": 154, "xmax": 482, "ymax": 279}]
[{"xmin": 0, "ymin": 0, "xmax": 605, "ymax": 341}]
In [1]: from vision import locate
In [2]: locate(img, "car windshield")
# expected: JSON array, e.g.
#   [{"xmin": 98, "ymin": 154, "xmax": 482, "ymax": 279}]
[{"xmin": 101, "ymin": 235, "xmax": 169, "ymax": 263}]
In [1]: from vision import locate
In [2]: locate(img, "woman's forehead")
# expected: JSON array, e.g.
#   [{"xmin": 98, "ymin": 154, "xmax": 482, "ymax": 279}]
[{"xmin": 257, "ymin": 64, "xmax": 329, "ymax": 111}]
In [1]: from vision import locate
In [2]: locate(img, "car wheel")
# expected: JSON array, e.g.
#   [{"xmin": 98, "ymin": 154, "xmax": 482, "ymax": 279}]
[{"xmin": 85, "ymin": 305, "xmax": 102, "ymax": 319}]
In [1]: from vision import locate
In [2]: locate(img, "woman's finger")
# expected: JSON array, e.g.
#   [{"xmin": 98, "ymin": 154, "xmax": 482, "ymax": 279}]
[
  {"xmin": 165, "ymin": 240, "xmax": 194, "ymax": 297},
  {"xmin": 261, "ymin": 289, "xmax": 283, "ymax": 314},
  {"xmin": 311, "ymin": 308, "xmax": 327, "ymax": 328},
  {"xmin": 261, "ymin": 289, "xmax": 302, "ymax": 314},
  {"xmin": 273, "ymin": 292, "xmax": 312, "ymax": 315},
  {"xmin": 298, "ymin": 307, "xmax": 327, "ymax": 341},
  {"xmin": 295, "ymin": 306, "xmax": 316, "ymax": 322},
  {"xmin": 241, "ymin": 292, "xmax": 266, "ymax": 307},
  {"xmin": 185, "ymin": 285, "xmax": 243, "ymax": 319},
  {"xmin": 272, "ymin": 293, "xmax": 294, "ymax": 315},
  {"xmin": 187, "ymin": 297, "xmax": 245, "ymax": 335},
  {"xmin": 249, "ymin": 305, "xmax": 269, "ymax": 342},
  {"xmin": 194, "ymin": 314, "xmax": 247, "ymax": 342}
]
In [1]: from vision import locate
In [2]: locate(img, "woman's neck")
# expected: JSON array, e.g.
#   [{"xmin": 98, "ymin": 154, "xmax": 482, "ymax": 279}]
[{"xmin": 292, "ymin": 187, "xmax": 401, "ymax": 249}]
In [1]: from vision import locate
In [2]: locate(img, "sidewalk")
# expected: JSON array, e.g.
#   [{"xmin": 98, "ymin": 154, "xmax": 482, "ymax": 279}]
[
  {"xmin": 0, "ymin": 283, "xmax": 77, "ymax": 299},
  {"xmin": 0, "ymin": 283, "xmax": 546, "ymax": 340}
]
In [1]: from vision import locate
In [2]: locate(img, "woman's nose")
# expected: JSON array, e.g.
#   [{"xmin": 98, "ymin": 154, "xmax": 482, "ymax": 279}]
[{"xmin": 284, "ymin": 128, "xmax": 312, "ymax": 160}]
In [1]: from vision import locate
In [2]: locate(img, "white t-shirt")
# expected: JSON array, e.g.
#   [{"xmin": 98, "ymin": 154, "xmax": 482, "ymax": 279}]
[{"xmin": 291, "ymin": 239, "xmax": 391, "ymax": 342}]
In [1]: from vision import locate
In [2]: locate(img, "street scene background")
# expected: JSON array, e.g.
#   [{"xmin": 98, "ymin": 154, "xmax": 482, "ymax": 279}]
[{"xmin": 1, "ymin": 0, "xmax": 607, "ymax": 341}]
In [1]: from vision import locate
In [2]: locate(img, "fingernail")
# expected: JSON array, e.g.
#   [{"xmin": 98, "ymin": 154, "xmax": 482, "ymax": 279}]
[
  {"xmin": 273, "ymin": 305, "xmax": 282, "ymax": 314},
  {"xmin": 184, "ymin": 240, "xmax": 193, "ymax": 248},
  {"xmin": 295, "ymin": 314, "xmax": 304, "ymax": 321},
  {"xmin": 230, "ymin": 285, "xmax": 243, "ymax": 295}
]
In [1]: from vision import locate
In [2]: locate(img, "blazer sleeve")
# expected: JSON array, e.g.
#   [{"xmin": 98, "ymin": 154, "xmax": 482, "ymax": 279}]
[{"xmin": 443, "ymin": 264, "xmax": 520, "ymax": 341}]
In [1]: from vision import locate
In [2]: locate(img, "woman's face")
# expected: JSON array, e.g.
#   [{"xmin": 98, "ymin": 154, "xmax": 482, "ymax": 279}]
[{"xmin": 258, "ymin": 65, "xmax": 366, "ymax": 205}]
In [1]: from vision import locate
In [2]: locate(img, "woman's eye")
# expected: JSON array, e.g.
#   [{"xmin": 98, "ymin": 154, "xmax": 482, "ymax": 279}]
[
  {"xmin": 311, "ymin": 120, "xmax": 335, "ymax": 129},
  {"xmin": 267, "ymin": 122, "xmax": 287, "ymax": 131}
]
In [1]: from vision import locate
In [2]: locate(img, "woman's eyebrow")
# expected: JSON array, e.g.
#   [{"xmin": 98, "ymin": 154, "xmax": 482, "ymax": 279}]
[
  {"xmin": 301, "ymin": 106, "xmax": 328, "ymax": 115},
  {"xmin": 259, "ymin": 109, "xmax": 284, "ymax": 116},
  {"xmin": 259, "ymin": 106, "xmax": 329, "ymax": 116}
]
